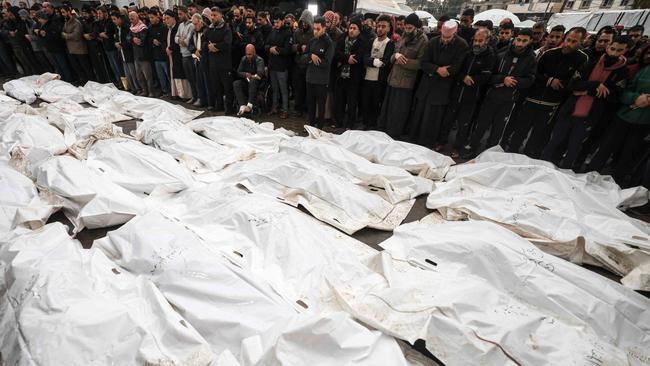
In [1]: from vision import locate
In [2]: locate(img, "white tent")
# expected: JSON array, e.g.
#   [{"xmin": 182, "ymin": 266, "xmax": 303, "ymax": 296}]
[
  {"xmin": 547, "ymin": 9, "xmax": 650, "ymax": 35},
  {"xmin": 473, "ymin": 9, "xmax": 521, "ymax": 25},
  {"xmin": 355, "ymin": 0, "xmax": 411, "ymax": 16},
  {"xmin": 517, "ymin": 19, "xmax": 536, "ymax": 28}
]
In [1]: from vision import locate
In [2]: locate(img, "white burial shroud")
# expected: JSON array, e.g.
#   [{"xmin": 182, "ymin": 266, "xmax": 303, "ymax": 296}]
[
  {"xmin": 95, "ymin": 212, "xmax": 409, "ymax": 366},
  {"xmin": 0, "ymin": 223, "xmax": 214, "ymax": 366},
  {"xmin": 305, "ymin": 126, "xmax": 455, "ymax": 180},
  {"xmin": 426, "ymin": 147, "xmax": 650, "ymax": 290}
]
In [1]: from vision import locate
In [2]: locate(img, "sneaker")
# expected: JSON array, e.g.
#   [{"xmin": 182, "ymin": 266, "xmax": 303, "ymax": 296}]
[
  {"xmin": 192, "ymin": 99, "xmax": 203, "ymax": 107},
  {"xmin": 186, "ymin": 98, "xmax": 196, "ymax": 104}
]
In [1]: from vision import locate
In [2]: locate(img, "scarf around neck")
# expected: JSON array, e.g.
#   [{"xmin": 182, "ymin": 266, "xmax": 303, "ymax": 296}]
[
  {"xmin": 572, "ymin": 54, "xmax": 626, "ymax": 118},
  {"xmin": 130, "ymin": 20, "xmax": 147, "ymax": 34}
]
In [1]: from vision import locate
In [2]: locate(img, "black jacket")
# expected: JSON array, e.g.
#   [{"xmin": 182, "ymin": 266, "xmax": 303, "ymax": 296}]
[
  {"xmin": 265, "ymin": 26, "xmax": 293, "ymax": 71},
  {"xmin": 38, "ymin": 16, "xmax": 66, "ymax": 53},
  {"xmin": 116, "ymin": 22, "xmax": 134, "ymax": 63},
  {"xmin": 201, "ymin": 21, "xmax": 232, "ymax": 71},
  {"xmin": 127, "ymin": 25, "xmax": 150, "ymax": 61},
  {"xmin": 0, "ymin": 19, "xmax": 30, "ymax": 49},
  {"xmin": 98, "ymin": 19, "xmax": 117, "ymax": 52},
  {"xmin": 416, "ymin": 35, "xmax": 469, "ymax": 105},
  {"xmin": 306, "ymin": 33, "xmax": 335, "ymax": 85},
  {"xmin": 526, "ymin": 47, "xmax": 588, "ymax": 105},
  {"xmin": 241, "ymin": 26, "xmax": 264, "ymax": 57},
  {"xmin": 486, "ymin": 45, "xmax": 537, "ymax": 103},
  {"xmin": 334, "ymin": 35, "xmax": 369, "ymax": 82},
  {"xmin": 568, "ymin": 54, "xmax": 629, "ymax": 114},
  {"xmin": 451, "ymin": 46, "xmax": 496, "ymax": 105},
  {"xmin": 457, "ymin": 26, "xmax": 475, "ymax": 46},
  {"xmin": 167, "ymin": 23, "xmax": 184, "ymax": 78},
  {"xmin": 362, "ymin": 36, "xmax": 395, "ymax": 84},
  {"xmin": 148, "ymin": 22, "xmax": 167, "ymax": 61}
]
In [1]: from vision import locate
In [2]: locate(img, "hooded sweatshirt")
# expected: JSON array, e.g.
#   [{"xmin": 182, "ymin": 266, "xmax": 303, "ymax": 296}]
[{"xmin": 293, "ymin": 9, "xmax": 314, "ymax": 67}]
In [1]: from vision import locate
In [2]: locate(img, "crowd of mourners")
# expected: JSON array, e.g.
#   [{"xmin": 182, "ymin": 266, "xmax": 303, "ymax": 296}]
[{"xmin": 0, "ymin": 2, "xmax": 649, "ymax": 187}]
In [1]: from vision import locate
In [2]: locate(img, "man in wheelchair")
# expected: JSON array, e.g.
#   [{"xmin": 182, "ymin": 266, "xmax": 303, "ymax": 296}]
[{"xmin": 234, "ymin": 43, "xmax": 265, "ymax": 116}]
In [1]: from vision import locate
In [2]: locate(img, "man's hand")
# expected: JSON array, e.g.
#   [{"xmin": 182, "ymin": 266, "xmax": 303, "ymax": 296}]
[
  {"xmin": 301, "ymin": 44, "xmax": 307, "ymax": 53},
  {"xmin": 549, "ymin": 78, "xmax": 563, "ymax": 90},
  {"xmin": 633, "ymin": 94, "xmax": 650, "ymax": 109},
  {"xmin": 25, "ymin": 34, "xmax": 32, "ymax": 41},
  {"xmin": 244, "ymin": 72, "xmax": 252, "ymax": 79},
  {"xmin": 99, "ymin": 31, "xmax": 108, "ymax": 39},
  {"xmin": 166, "ymin": 47, "xmax": 172, "ymax": 56},
  {"xmin": 311, "ymin": 53, "xmax": 321, "ymax": 65},
  {"xmin": 270, "ymin": 46, "xmax": 279, "ymax": 55},
  {"xmin": 9, "ymin": 30, "xmax": 16, "ymax": 37},
  {"xmin": 39, "ymin": 30, "xmax": 46, "ymax": 37},
  {"xmin": 348, "ymin": 54, "xmax": 357, "ymax": 65},
  {"xmin": 178, "ymin": 38, "xmax": 186, "ymax": 46},
  {"xmin": 463, "ymin": 75, "xmax": 475, "ymax": 86},
  {"xmin": 436, "ymin": 66, "xmax": 449, "ymax": 77},
  {"xmin": 235, "ymin": 32, "xmax": 242, "ymax": 39},
  {"xmin": 394, "ymin": 52, "xmax": 407, "ymax": 65},
  {"xmin": 133, "ymin": 37, "xmax": 141, "ymax": 45},
  {"xmin": 61, "ymin": 32, "xmax": 68, "ymax": 39},
  {"xmin": 194, "ymin": 49, "xmax": 201, "ymax": 59},
  {"xmin": 504, "ymin": 76, "xmax": 518, "ymax": 88},
  {"xmin": 573, "ymin": 90, "xmax": 588, "ymax": 96},
  {"xmin": 253, "ymin": 74, "xmax": 261, "ymax": 80},
  {"xmin": 208, "ymin": 42, "xmax": 217, "ymax": 53},
  {"xmin": 153, "ymin": 39, "xmax": 161, "ymax": 46},
  {"xmin": 115, "ymin": 42, "xmax": 122, "ymax": 49},
  {"xmin": 596, "ymin": 83, "xmax": 610, "ymax": 98},
  {"xmin": 83, "ymin": 33, "xmax": 92, "ymax": 40}
]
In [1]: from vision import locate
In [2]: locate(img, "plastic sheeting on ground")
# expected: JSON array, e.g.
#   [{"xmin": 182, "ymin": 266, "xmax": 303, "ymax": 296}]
[
  {"xmin": 85, "ymin": 138, "xmax": 194, "ymax": 195},
  {"xmin": 306, "ymin": 126, "xmax": 455, "ymax": 180},
  {"xmin": 1, "ymin": 113, "xmax": 67, "ymax": 155},
  {"xmin": 373, "ymin": 220, "xmax": 650, "ymax": 366},
  {"xmin": 0, "ymin": 223, "xmax": 214, "ymax": 366},
  {"xmin": 82, "ymin": 81, "xmax": 203, "ymax": 122},
  {"xmin": 31, "ymin": 155, "xmax": 145, "ymax": 232},
  {"xmin": 427, "ymin": 147, "xmax": 650, "ymax": 290},
  {"xmin": 0, "ymin": 161, "xmax": 59, "ymax": 234},
  {"xmin": 187, "ymin": 116, "xmax": 292, "ymax": 154},
  {"xmin": 95, "ymin": 212, "xmax": 409, "ymax": 366},
  {"xmin": 218, "ymin": 152, "xmax": 413, "ymax": 234},
  {"xmin": 135, "ymin": 119, "xmax": 254, "ymax": 173}
]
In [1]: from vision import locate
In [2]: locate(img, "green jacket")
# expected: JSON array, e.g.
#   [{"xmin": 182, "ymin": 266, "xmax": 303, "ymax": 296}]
[{"xmin": 617, "ymin": 65, "xmax": 650, "ymax": 125}]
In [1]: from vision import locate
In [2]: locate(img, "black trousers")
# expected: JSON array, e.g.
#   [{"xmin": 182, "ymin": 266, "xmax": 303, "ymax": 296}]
[
  {"xmin": 442, "ymin": 99, "xmax": 476, "ymax": 149},
  {"xmin": 506, "ymin": 101, "xmax": 558, "ymax": 157},
  {"xmin": 208, "ymin": 68, "xmax": 234, "ymax": 111},
  {"xmin": 182, "ymin": 56, "xmax": 197, "ymax": 99},
  {"xmin": 307, "ymin": 82, "xmax": 328, "ymax": 128},
  {"xmin": 586, "ymin": 117, "xmax": 649, "ymax": 181},
  {"xmin": 361, "ymin": 80, "xmax": 386, "ymax": 128},
  {"xmin": 69, "ymin": 53, "xmax": 95, "ymax": 84},
  {"xmin": 573, "ymin": 109, "xmax": 616, "ymax": 169},
  {"xmin": 292, "ymin": 66, "xmax": 307, "ymax": 112},
  {"xmin": 87, "ymin": 42, "xmax": 109, "ymax": 83},
  {"xmin": 469, "ymin": 99, "xmax": 515, "ymax": 152},
  {"xmin": 540, "ymin": 109, "xmax": 589, "ymax": 168},
  {"xmin": 334, "ymin": 77, "xmax": 361, "ymax": 128},
  {"xmin": 13, "ymin": 47, "xmax": 36, "ymax": 75}
]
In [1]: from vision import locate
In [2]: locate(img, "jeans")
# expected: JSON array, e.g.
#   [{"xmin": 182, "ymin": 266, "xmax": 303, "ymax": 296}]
[
  {"xmin": 154, "ymin": 60, "xmax": 170, "ymax": 94},
  {"xmin": 194, "ymin": 59, "xmax": 209, "ymax": 105},
  {"xmin": 50, "ymin": 52, "xmax": 73, "ymax": 82},
  {"xmin": 292, "ymin": 67, "xmax": 307, "ymax": 112},
  {"xmin": 105, "ymin": 49, "xmax": 123, "ymax": 86},
  {"xmin": 270, "ymin": 70, "xmax": 289, "ymax": 112}
]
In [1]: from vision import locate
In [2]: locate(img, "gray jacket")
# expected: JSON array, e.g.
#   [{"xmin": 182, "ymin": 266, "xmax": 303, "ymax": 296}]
[
  {"xmin": 175, "ymin": 20, "xmax": 194, "ymax": 58},
  {"xmin": 237, "ymin": 54, "xmax": 264, "ymax": 79}
]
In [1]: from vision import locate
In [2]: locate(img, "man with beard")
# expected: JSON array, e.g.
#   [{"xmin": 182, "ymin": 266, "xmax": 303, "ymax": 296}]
[
  {"xmin": 81, "ymin": 6, "xmax": 108, "ymax": 83},
  {"xmin": 535, "ymin": 25, "xmax": 564, "ymax": 59},
  {"xmin": 36, "ymin": 10, "xmax": 73, "ymax": 81},
  {"xmin": 188, "ymin": 13, "xmax": 209, "ymax": 107},
  {"xmin": 257, "ymin": 11, "xmax": 271, "ymax": 41},
  {"xmin": 0, "ymin": 6, "xmax": 35, "ymax": 75},
  {"xmin": 112, "ymin": 11, "xmax": 140, "ymax": 94},
  {"xmin": 96, "ymin": 7, "xmax": 121, "ymax": 88},
  {"xmin": 163, "ymin": 10, "xmax": 191, "ymax": 100},
  {"xmin": 333, "ymin": 16, "xmax": 368, "ymax": 128},
  {"xmin": 148, "ymin": 9, "xmax": 169, "ymax": 96},
  {"xmin": 241, "ymin": 15, "xmax": 262, "ymax": 57},
  {"xmin": 395, "ymin": 16, "xmax": 405, "ymax": 37},
  {"xmin": 458, "ymin": 9, "xmax": 475, "ymax": 45},
  {"xmin": 377, "ymin": 13, "xmax": 428, "ymax": 138},
  {"xmin": 306, "ymin": 16, "xmax": 335, "ymax": 128},
  {"xmin": 361, "ymin": 14, "xmax": 394, "ymax": 129},
  {"xmin": 175, "ymin": 6, "xmax": 196, "ymax": 103},
  {"xmin": 585, "ymin": 26, "xmax": 615, "ymax": 63},
  {"xmin": 544, "ymin": 36, "xmax": 630, "ymax": 170},
  {"xmin": 230, "ymin": 7, "xmax": 244, "ymax": 74},
  {"xmin": 323, "ymin": 10, "xmax": 344, "ymax": 123},
  {"xmin": 23, "ymin": 6, "xmax": 52, "ymax": 73},
  {"xmin": 128, "ymin": 11, "xmax": 157, "ymax": 96},
  {"xmin": 61, "ymin": 6, "xmax": 93, "ymax": 83},
  {"xmin": 462, "ymin": 29, "xmax": 537, "ymax": 158},
  {"xmin": 203, "ymin": 7, "xmax": 234, "ymax": 114},
  {"xmin": 234, "ymin": 43, "xmax": 264, "ymax": 116},
  {"xmin": 441, "ymin": 28, "xmax": 495, "ymax": 158},
  {"xmin": 291, "ymin": 9, "xmax": 314, "ymax": 117},
  {"xmin": 264, "ymin": 12, "xmax": 293, "ymax": 119},
  {"xmin": 408, "ymin": 20, "xmax": 468, "ymax": 149},
  {"xmin": 495, "ymin": 22, "xmax": 514, "ymax": 51},
  {"xmin": 505, "ymin": 27, "xmax": 588, "ymax": 158},
  {"xmin": 587, "ymin": 45, "xmax": 649, "ymax": 186},
  {"xmin": 625, "ymin": 25, "xmax": 644, "ymax": 62}
]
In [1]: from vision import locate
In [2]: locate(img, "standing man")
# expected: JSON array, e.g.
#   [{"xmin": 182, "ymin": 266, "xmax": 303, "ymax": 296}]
[
  {"xmin": 175, "ymin": 6, "xmax": 196, "ymax": 103},
  {"xmin": 264, "ymin": 12, "xmax": 293, "ymax": 119},
  {"xmin": 377, "ymin": 13, "xmax": 428, "ymax": 138},
  {"xmin": 241, "ymin": 15, "xmax": 263, "ymax": 56},
  {"xmin": 545, "ymin": 36, "xmax": 631, "ymax": 169},
  {"xmin": 306, "ymin": 16, "xmax": 335, "ymax": 128},
  {"xmin": 1, "ymin": 6, "xmax": 35, "ymax": 75},
  {"xmin": 61, "ymin": 6, "xmax": 93, "ymax": 83},
  {"xmin": 333, "ymin": 16, "xmax": 368, "ymax": 129},
  {"xmin": 458, "ymin": 9, "xmax": 475, "ymax": 45},
  {"xmin": 36, "ymin": 10, "xmax": 73, "ymax": 81},
  {"xmin": 585, "ymin": 26, "xmax": 615, "ymax": 63},
  {"xmin": 408, "ymin": 20, "xmax": 468, "ymax": 149},
  {"xmin": 148, "ymin": 9, "xmax": 169, "ymax": 96},
  {"xmin": 202, "ymin": 7, "xmax": 234, "ymax": 113},
  {"xmin": 495, "ymin": 22, "xmax": 514, "ymax": 51},
  {"xmin": 97, "ymin": 7, "xmax": 122, "ymax": 88},
  {"xmin": 535, "ymin": 25, "xmax": 564, "ymax": 59},
  {"xmin": 442, "ymin": 28, "xmax": 495, "ymax": 158},
  {"xmin": 81, "ymin": 6, "xmax": 108, "ymax": 83},
  {"xmin": 506, "ymin": 27, "xmax": 588, "ymax": 157},
  {"xmin": 188, "ymin": 13, "xmax": 209, "ymax": 107},
  {"xmin": 531, "ymin": 22, "xmax": 545, "ymax": 50},
  {"xmin": 230, "ymin": 7, "xmax": 244, "ymax": 74},
  {"xmin": 626, "ymin": 25, "xmax": 644, "ymax": 62},
  {"xmin": 112, "ymin": 11, "xmax": 139, "ymax": 94},
  {"xmin": 164, "ymin": 10, "xmax": 191, "ymax": 100},
  {"xmin": 127, "ymin": 10, "xmax": 156, "ymax": 97},
  {"xmin": 234, "ymin": 43, "xmax": 264, "ymax": 116},
  {"xmin": 361, "ymin": 14, "xmax": 394, "ymax": 130},
  {"xmin": 462, "ymin": 29, "xmax": 537, "ymax": 158},
  {"xmin": 291, "ymin": 9, "xmax": 314, "ymax": 117}
]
